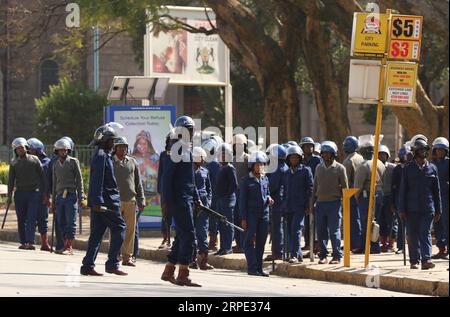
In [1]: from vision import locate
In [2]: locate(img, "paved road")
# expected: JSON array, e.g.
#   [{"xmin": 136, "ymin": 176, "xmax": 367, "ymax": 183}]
[{"xmin": 0, "ymin": 242, "xmax": 424, "ymax": 297}]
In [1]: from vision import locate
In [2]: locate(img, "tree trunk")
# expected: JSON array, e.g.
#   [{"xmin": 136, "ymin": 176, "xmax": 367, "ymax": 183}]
[
  {"xmin": 204, "ymin": 0, "xmax": 301, "ymax": 141},
  {"xmin": 300, "ymin": 16, "xmax": 351, "ymax": 155}
]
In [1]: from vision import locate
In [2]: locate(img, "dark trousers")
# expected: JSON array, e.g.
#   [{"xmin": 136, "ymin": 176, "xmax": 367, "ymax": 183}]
[
  {"xmin": 36, "ymin": 202, "xmax": 49, "ymax": 235},
  {"xmin": 14, "ymin": 191, "xmax": 40, "ymax": 244},
  {"xmin": 285, "ymin": 211, "xmax": 305, "ymax": 259},
  {"xmin": 350, "ymin": 197, "xmax": 362, "ymax": 249},
  {"xmin": 217, "ymin": 196, "xmax": 236, "ymax": 252},
  {"xmin": 316, "ymin": 200, "xmax": 342, "ymax": 259},
  {"xmin": 133, "ymin": 210, "xmax": 141, "ymax": 258},
  {"xmin": 167, "ymin": 200, "xmax": 196, "ymax": 266},
  {"xmin": 406, "ymin": 212, "xmax": 434, "ymax": 264},
  {"xmin": 271, "ymin": 212, "xmax": 283, "ymax": 257},
  {"xmin": 81, "ymin": 208, "xmax": 126, "ymax": 272},
  {"xmin": 358, "ymin": 191, "xmax": 382, "ymax": 253},
  {"xmin": 243, "ymin": 212, "xmax": 269, "ymax": 273}
]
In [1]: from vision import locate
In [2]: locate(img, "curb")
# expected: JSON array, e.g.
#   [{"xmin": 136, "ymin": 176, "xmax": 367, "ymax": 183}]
[{"xmin": 1, "ymin": 230, "xmax": 447, "ymax": 297}]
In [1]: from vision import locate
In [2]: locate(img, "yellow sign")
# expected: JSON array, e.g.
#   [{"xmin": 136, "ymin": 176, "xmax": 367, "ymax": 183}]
[
  {"xmin": 384, "ymin": 62, "xmax": 418, "ymax": 107},
  {"xmin": 351, "ymin": 13, "xmax": 388, "ymax": 58},
  {"xmin": 388, "ymin": 15, "xmax": 422, "ymax": 61}
]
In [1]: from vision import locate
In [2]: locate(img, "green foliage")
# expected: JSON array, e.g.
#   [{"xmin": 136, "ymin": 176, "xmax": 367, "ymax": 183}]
[
  {"xmin": 359, "ymin": 104, "xmax": 392, "ymax": 125},
  {"xmin": 35, "ymin": 78, "xmax": 106, "ymax": 144},
  {"xmin": 80, "ymin": 164, "xmax": 90, "ymax": 194},
  {"xmin": 0, "ymin": 162, "xmax": 9, "ymax": 185}
]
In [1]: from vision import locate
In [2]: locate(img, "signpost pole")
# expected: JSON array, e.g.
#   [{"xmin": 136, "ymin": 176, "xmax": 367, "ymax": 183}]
[{"xmin": 364, "ymin": 9, "xmax": 391, "ymax": 268}]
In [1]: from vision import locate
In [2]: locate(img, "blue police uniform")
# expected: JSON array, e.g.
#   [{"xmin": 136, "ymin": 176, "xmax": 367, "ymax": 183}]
[
  {"xmin": 391, "ymin": 163, "xmax": 406, "ymax": 251},
  {"xmin": 163, "ymin": 145, "xmax": 199, "ymax": 266},
  {"xmin": 81, "ymin": 147, "xmax": 126, "ymax": 273},
  {"xmin": 284, "ymin": 165, "xmax": 313, "ymax": 260},
  {"xmin": 216, "ymin": 163, "xmax": 238, "ymax": 253},
  {"xmin": 399, "ymin": 161, "xmax": 442, "ymax": 265},
  {"xmin": 431, "ymin": 157, "xmax": 449, "ymax": 252},
  {"xmin": 194, "ymin": 166, "xmax": 212, "ymax": 254},
  {"xmin": 157, "ymin": 150, "xmax": 172, "ymax": 235},
  {"xmin": 303, "ymin": 154, "xmax": 322, "ymax": 248},
  {"xmin": 206, "ymin": 160, "xmax": 220, "ymax": 238},
  {"xmin": 240, "ymin": 172, "xmax": 271, "ymax": 274},
  {"xmin": 267, "ymin": 160, "xmax": 288, "ymax": 258},
  {"xmin": 37, "ymin": 156, "xmax": 51, "ymax": 235}
]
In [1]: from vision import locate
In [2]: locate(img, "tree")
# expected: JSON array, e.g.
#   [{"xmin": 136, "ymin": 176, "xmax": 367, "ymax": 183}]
[
  {"xmin": 35, "ymin": 78, "xmax": 106, "ymax": 144},
  {"xmin": 5, "ymin": 0, "xmax": 448, "ymax": 144}
]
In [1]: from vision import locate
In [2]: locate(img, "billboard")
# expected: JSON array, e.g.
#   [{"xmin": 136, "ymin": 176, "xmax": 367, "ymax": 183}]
[
  {"xmin": 105, "ymin": 105, "xmax": 176, "ymax": 228},
  {"xmin": 145, "ymin": 6, "xmax": 229, "ymax": 86}
]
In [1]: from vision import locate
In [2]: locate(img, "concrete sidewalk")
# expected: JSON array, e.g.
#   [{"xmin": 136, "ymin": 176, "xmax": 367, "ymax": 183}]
[{"xmin": 0, "ymin": 208, "xmax": 448, "ymax": 296}]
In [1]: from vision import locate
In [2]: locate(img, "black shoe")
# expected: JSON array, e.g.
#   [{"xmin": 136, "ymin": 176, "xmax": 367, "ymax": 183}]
[
  {"xmin": 258, "ymin": 271, "xmax": 270, "ymax": 277},
  {"xmin": 213, "ymin": 249, "xmax": 224, "ymax": 256},
  {"xmin": 248, "ymin": 271, "xmax": 261, "ymax": 276}
]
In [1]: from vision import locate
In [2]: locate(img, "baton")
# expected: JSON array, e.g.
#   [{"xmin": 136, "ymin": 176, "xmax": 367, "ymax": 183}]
[
  {"xmin": 402, "ymin": 220, "xmax": 406, "ymax": 266},
  {"xmin": 79, "ymin": 204, "xmax": 83, "ymax": 234},
  {"xmin": 198, "ymin": 205, "xmax": 244, "ymax": 232},
  {"xmin": 309, "ymin": 210, "xmax": 314, "ymax": 262},
  {"xmin": 1, "ymin": 201, "xmax": 11, "ymax": 229}
]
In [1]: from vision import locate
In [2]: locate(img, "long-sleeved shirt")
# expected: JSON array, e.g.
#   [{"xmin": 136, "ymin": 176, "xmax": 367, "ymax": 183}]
[
  {"xmin": 88, "ymin": 147, "xmax": 120, "ymax": 210},
  {"xmin": 267, "ymin": 160, "xmax": 288, "ymax": 213},
  {"xmin": 194, "ymin": 166, "xmax": 212, "ymax": 207},
  {"xmin": 354, "ymin": 159, "xmax": 386, "ymax": 197},
  {"xmin": 162, "ymin": 146, "xmax": 199, "ymax": 204},
  {"xmin": 303, "ymin": 154, "xmax": 322, "ymax": 178},
  {"xmin": 8, "ymin": 154, "xmax": 45, "ymax": 199},
  {"xmin": 312, "ymin": 160, "xmax": 348, "ymax": 202},
  {"xmin": 343, "ymin": 152, "xmax": 364, "ymax": 187},
  {"xmin": 52, "ymin": 155, "xmax": 84, "ymax": 201},
  {"xmin": 391, "ymin": 163, "xmax": 405, "ymax": 210},
  {"xmin": 399, "ymin": 160, "xmax": 441, "ymax": 215},
  {"xmin": 431, "ymin": 157, "xmax": 449, "ymax": 210},
  {"xmin": 113, "ymin": 155, "xmax": 145, "ymax": 207},
  {"xmin": 206, "ymin": 160, "xmax": 220, "ymax": 209},
  {"xmin": 382, "ymin": 162, "xmax": 396, "ymax": 196},
  {"xmin": 216, "ymin": 163, "xmax": 238, "ymax": 199},
  {"xmin": 239, "ymin": 172, "xmax": 271, "ymax": 220},
  {"xmin": 285, "ymin": 164, "xmax": 313, "ymax": 213}
]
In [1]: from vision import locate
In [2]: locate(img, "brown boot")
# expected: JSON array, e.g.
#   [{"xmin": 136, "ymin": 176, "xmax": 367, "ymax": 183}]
[
  {"xmin": 176, "ymin": 265, "xmax": 201, "ymax": 287},
  {"xmin": 40, "ymin": 234, "xmax": 52, "ymax": 252},
  {"xmin": 198, "ymin": 252, "xmax": 214, "ymax": 270},
  {"xmin": 208, "ymin": 234, "xmax": 218, "ymax": 251},
  {"xmin": 431, "ymin": 247, "xmax": 448, "ymax": 260},
  {"xmin": 161, "ymin": 263, "xmax": 177, "ymax": 284},
  {"xmin": 189, "ymin": 256, "xmax": 199, "ymax": 269},
  {"xmin": 62, "ymin": 239, "xmax": 74, "ymax": 255}
]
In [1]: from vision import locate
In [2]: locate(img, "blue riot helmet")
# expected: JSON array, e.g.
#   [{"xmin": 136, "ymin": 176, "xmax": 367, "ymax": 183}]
[
  {"xmin": 343, "ymin": 136, "xmax": 359, "ymax": 154},
  {"xmin": 61, "ymin": 136, "xmax": 75, "ymax": 151},
  {"xmin": 248, "ymin": 151, "xmax": 268, "ymax": 170},
  {"xmin": 175, "ymin": 115, "xmax": 195, "ymax": 129},
  {"xmin": 432, "ymin": 137, "xmax": 449, "ymax": 155},
  {"xmin": 286, "ymin": 145, "xmax": 303, "ymax": 167},
  {"xmin": 320, "ymin": 141, "xmax": 338, "ymax": 158},
  {"xmin": 27, "ymin": 138, "xmax": 46, "ymax": 156},
  {"xmin": 287, "ymin": 140, "xmax": 299, "ymax": 147},
  {"xmin": 54, "ymin": 138, "xmax": 72, "ymax": 155},
  {"xmin": 299, "ymin": 137, "xmax": 314, "ymax": 147},
  {"xmin": 89, "ymin": 124, "xmax": 119, "ymax": 147},
  {"xmin": 270, "ymin": 144, "xmax": 287, "ymax": 160},
  {"xmin": 398, "ymin": 145, "xmax": 409, "ymax": 162}
]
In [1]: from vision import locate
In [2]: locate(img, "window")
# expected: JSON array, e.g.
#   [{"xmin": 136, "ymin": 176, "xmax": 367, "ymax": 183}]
[{"xmin": 40, "ymin": 59, "xmax": 59, "ymax": 96}]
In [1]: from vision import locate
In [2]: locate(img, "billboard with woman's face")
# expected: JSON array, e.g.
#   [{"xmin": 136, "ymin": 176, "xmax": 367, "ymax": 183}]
[{"xmin": 105, "ymin": 105, "xmax": 176, "ymax": 228}]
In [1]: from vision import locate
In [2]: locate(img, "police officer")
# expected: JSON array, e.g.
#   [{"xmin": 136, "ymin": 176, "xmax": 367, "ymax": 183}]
[
  {"xmin": 232, "ymin": 133, "xmax": 249, "ymax": 253},
  {"xmin": 284, "ymin": 145, "xmax": 313, "ymax": 263},
  {"xmin": 112, "ymin": 136, "xmax": 145, "ymax": 266},
  {"xmin": 157, "ymin": 131, "xmax": 173, "ymax": 250},
  {"xmin": 52, "ymin": 138, "xmax": 85, "ymax": 255},
  {"xmin": 391, "ymin": 143, "xmax": 412, "ymax": 254},
  {"xmin": 7, "ymin": 137, "xmax": 47, "ymax": 250},
  {"xmin": 80, "ymin": 124, "xmax": 127, "ymax": 276},
  {"xmin": 431, "ymin": 137, "xmax": 449, "ymax": 260},
  {"xmin": 299, "ymin": 137, "xmax": 322, "ymax": 252},
  {"xmin": 202, "ymin": 137, "xmax": 221, "ymax": 251},
  {"xmin": 264, "ymin": 144, "xmax": 288, "ymax": 261},
  {"xmin": 354, "ymin": 135, "xmax": 385, "ymax": 254},
  {"xmin": 192, "ymin": 146, "xmax": 214, "ymax": 270},
  {"xmin": 214, "ymin": 143, "xmax": 238, "ymax": 256},
  {"xmin": 27, "ymin": 138, "xmax": 52, "ymax": 252},
  {"xmin": 378, "ymin": 145, "xmax": 396, "ymax": 252},
  {"xmin": 160, "ymin": 116, "xmax": 202, "ymax": 287},
  {"xmin": 342, "ymin": 136, "xmax": 365, "ymax": 253},
  {"xmin": 240, "ymin": 151, "xmax": 274, "ymax": 276},
  {"xmin": 311, "ymin": 141, "xmax": 348, "ymax": 264},
  {"xmin": 399, "ymin": 135, "xmax": 442, "ymax": 270}
]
